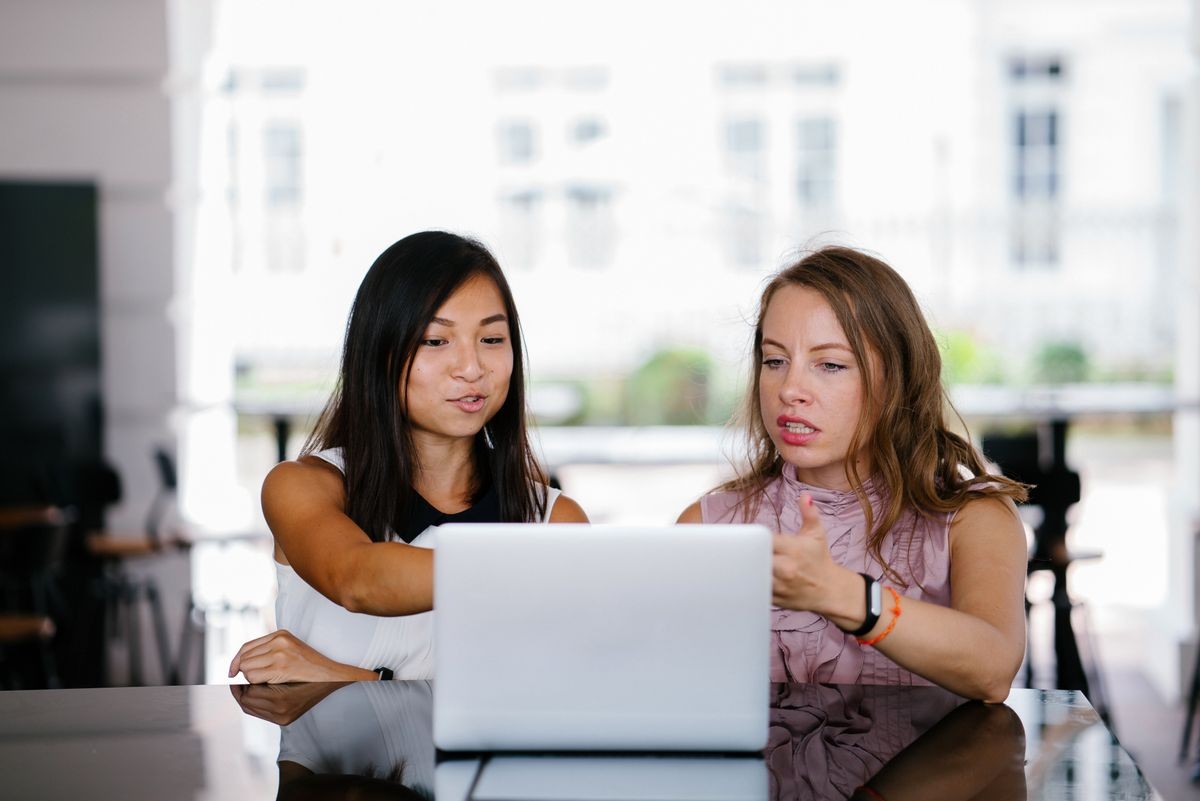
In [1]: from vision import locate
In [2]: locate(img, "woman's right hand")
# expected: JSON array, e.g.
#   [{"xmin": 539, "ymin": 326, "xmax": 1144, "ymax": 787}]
[{"xmin": 227, "ymin": 630, "xmax": 378, "ymax": 684}]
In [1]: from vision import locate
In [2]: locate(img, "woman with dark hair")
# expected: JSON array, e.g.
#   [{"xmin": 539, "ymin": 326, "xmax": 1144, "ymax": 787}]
[
  {"xmin": 229, "ymin": 231, "xmax": 587, "ymax": 683},
  {"xmin": 679, "ymin": 246, "xmax": 1027, "ymax": 702}
]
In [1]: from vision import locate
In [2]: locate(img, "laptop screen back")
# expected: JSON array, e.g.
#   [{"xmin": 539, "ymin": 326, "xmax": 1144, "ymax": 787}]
[{"xmin": 433, "ymin": 523, "xmax": 772, "ymax": 751}]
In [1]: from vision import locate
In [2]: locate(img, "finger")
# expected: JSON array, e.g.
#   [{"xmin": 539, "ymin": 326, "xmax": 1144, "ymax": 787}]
[
  {"xmin": 228, "ymin": 631, "xmax": 281, "ymax": 677},
  {"xmin": 236, "ymin": 653, "xmax": 286, "ymax": 685},
  {"xmin": 230, "ymin": 639, "xmax": 291, "ymax": 680},
  {"xmin": 797, "ymin": 492, "xmax": 821, "ymax": 529}
]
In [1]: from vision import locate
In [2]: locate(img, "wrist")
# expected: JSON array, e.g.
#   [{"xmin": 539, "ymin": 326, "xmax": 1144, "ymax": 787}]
[
  {"xmin": 822, "ymin": 566, "xmax": 867, "ymax": 630},
  {"xmin": 345, "ymin": 665, "xmax": 379, "ymax": 682}
]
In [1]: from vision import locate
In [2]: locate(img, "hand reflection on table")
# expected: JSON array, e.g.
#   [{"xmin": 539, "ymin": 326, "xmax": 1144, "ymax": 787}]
[
  {"xmin": 769, "ymin": 684, "xmax": 1025, "ymax": 801},
  {"xmin": 230, "ymin": 681, "xmax": 352, "ymax": 727},
  {"xmin": 232, "ymin": 680, "xmax": 434, "ymax": 801}
]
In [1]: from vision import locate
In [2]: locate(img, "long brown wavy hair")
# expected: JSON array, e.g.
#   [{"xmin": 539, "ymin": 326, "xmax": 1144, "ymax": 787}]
[{"xmin": 717, "ymin": 246, "xmax": 1027, "ymax": 583}]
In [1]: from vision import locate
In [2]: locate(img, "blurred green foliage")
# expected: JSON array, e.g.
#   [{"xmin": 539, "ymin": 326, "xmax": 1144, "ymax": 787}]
[
  {"xmin": 1033, "ymin": 340, "xmax": 1090, "ymax": 384},
  {"xmin": 937, "ymin": 330, "xmax": 1007, "ymax": 385},
  {"xmin": 624, "ymin": 348, "xmax": 714, "ymax": 425}
]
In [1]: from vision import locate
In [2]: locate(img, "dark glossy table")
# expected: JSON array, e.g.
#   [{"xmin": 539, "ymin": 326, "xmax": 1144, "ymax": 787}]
[{"xmin": 0, "ymin": 682, "xmax": 1161, "ymax": 800}]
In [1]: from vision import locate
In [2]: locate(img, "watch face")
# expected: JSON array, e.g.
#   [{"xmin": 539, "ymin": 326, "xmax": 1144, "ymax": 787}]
[{"xmin": 869, "ymin": 580, "xmax": 883, "ymax": 616}]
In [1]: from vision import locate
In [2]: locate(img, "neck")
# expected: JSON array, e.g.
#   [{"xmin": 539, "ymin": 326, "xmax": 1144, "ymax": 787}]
[
  {"xmin": 411, "ymin": 431, "xmax": 480, "ymax": 505},
  {"xmin": 792, "ymin": 453, "xmax": 873, "ymax": 492}
]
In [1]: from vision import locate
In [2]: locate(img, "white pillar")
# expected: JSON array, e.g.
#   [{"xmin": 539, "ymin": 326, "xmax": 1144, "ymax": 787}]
[
  {"xmin": 1171, "ymin": 0, "xmax": 1200, "ymax": 699},
  {"xmin": 167, "ymin": 0, "xmax": 248, "ymax": 534}
]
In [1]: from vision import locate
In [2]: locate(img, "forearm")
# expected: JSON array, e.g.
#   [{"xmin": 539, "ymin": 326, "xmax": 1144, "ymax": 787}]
[
  {"xmin": 819, "ymin": 568, "xmax": 1023, "ymax": 702},
  {"xmin": 329, "ymin": 541, "xmax": 435, "ymax": 616},
  {"xmin": 863, "ymin": 597, "xmax": 1022, "ymax": 701}
]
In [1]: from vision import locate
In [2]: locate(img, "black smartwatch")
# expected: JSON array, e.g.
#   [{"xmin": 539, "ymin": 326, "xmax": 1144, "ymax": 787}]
[
  {"xmin": 846, "ymin": 573, "xmax": 882, "ymax": 637},
  {"xmin": 374, "ymin": 666, "xmax": 394, "ymax": 681}
]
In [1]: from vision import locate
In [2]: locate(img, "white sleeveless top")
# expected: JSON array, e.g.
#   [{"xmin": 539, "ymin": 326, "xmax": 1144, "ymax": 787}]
[{"xmin": 274, "ymin": 448, "xmax": 561, "ymax": 679}]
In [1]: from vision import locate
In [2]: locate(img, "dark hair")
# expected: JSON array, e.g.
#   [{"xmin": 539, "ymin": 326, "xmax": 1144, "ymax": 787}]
[
  {"xmin": 303, "ymin": 231, "xmax": 547, "ymax": 542},
  {"xmin": 718, "ymin": 246, "xmax": 1027, "ymax": 583}
]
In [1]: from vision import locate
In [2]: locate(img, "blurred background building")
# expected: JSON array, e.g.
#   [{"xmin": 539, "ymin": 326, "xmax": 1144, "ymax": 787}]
[{"xmin": 2, "ymin": 0, "xmax": 1200, "ymax": 789}]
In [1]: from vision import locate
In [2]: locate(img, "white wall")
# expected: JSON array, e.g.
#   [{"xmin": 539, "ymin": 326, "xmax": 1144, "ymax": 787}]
[{"xmin": 0, "ymin": 0, "xmax": 176, "ymax": 529}]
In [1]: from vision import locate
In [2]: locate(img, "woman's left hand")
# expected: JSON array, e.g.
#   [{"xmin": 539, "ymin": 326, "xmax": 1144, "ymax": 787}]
[
  {"xmin": 772, "ymin": 492, "xmax": 847, "ymax": 614},
  {"xmin": 227, "ymin": 629, "xmax": 377, "ymax": 684}
]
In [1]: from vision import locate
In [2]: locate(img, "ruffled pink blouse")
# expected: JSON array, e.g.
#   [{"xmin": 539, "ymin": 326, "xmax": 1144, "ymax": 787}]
[{"xmin": 701, "ymin": 464, "xmax": 954, "ymax": 685}]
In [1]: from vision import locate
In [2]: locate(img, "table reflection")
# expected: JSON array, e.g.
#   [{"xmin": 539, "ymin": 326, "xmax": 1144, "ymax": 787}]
[
  {"xmin": 0, "ymin": 682, "xmax": 1159, "ymax": 800},
  {"xmin": 232, "ymin": 680, "xmax": 435, "ymax": 800},
  {"xmin": 230, "ymin": 681, "xmax": 1033, "ymax": 801}
]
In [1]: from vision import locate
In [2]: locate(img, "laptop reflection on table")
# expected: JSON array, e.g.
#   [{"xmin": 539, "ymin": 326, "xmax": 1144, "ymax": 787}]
[{"xmin": 436, "ymin": 755, "xmax": 768, "ymax": 801}]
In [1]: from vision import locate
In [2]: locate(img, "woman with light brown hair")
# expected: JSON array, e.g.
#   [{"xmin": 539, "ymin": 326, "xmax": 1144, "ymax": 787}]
[{"xmin": 679, "ymin": 246, "xmax": 1028, "ymax": 702}]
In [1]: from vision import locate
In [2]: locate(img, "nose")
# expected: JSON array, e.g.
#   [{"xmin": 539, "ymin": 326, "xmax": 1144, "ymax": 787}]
[
  {"xmin": 451, "ymin": 340, "xmax": 485, "ymax": 383},
  {"xmin": 778, "ymin": 364, "xmax": 812, "ymax": 406}
]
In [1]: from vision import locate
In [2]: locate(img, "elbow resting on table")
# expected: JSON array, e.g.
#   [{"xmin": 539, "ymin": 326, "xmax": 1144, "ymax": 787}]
[
  {"xmin": 968, "ymin": 657, "xmax": 1023, "ymax": 704},
  {"xmin": 979, "ymin": 681, "xmax": 1013, "ymax": 705}
]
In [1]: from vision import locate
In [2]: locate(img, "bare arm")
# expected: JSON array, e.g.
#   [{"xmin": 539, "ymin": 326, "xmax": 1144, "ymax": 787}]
[
  {"xmin": 776, "ymin": 495, "xmax": 1027, "ymax": 702},
  {"xmin": 267, "ymin": 461, "xmax": 589, "ymax": 615},
  {"xmin": 676, "ymin": 500, "xmax": 703, "ymax": 524},
  {"xmin": 549, "ymin": 494, "xmax": 589, "ymax": 523},
  {"xmin": 264, "ymin": 458, "xmax": 434, "ymax": 616},
  {"xmin": 869, "ymin": 496, "xmax": 1027, "ymax": 702}
]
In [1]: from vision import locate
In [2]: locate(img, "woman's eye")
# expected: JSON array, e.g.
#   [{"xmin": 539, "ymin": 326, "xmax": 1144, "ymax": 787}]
[
  {"xmin": 818, "ymin": 362, "xmax": 847, "ymax": 372},
  {"xmin": 482, "ymin": 336, "xmax": 507, "ymax": 345},
  {"xmin": 421, "ymin": 338, "xmax": 447, "ymax": 347},
  {"xmin": 762, "ymin": 357, "xmax": 786, "ymax": 369}
]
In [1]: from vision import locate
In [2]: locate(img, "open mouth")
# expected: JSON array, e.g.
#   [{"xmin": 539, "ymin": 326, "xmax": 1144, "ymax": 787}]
[
  {"xmin": 451, "ymin": 395, "xmax": 487, "ymax": 412},
  {"xmin": 777, "ymin": 415, "xmax": 819, "ymax": 445}
]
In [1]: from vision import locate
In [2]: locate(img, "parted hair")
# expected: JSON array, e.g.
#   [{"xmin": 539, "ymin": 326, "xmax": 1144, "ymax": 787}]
[
  {"xmin": 303, "ymin": 231, "xmax": 547, "ymax": 542},
  {"xmin": 718, "ymin": 246, "xmax": 1027, "ymax": 582}
]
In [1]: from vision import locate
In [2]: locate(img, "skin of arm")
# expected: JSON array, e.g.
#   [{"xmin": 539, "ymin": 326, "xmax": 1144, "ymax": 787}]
[
  {"xmin": 265, "ymin": 458, "xmax": 435, "ymax": 617},
  {"xmin": 547, "ymin": 494, "xmax": 589, "ymax": 523},
  {"xmin": 678, "ymin": 494, "xmax": 1027, "ymax": 702},
  {"xmin": 230, "ymin": 465, "xmax": 589, "ymax": 684},
  {"xmin": 845, "ymin": 496, "xmax": 1026, "ymax": 702},
  {"xmin": 270, "ymin": 460, "xmax": 589, "ymax": 613}
]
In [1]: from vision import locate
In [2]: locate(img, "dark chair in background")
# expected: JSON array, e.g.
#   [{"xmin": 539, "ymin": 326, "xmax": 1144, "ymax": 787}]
[
  {"xmin": 0, "ymin": 505, "xmax": 68, "ymax": 689},
  {"xmin": 0, "ymin": 613, "xmax": 57, "ymax": 689},
  {"xmin": 982, "ymin": 420, "xmax": 1111, "ymax": 724},
  {"xmin": 84, "ymin": 447, "xmax": 185, "ymax": 686}
]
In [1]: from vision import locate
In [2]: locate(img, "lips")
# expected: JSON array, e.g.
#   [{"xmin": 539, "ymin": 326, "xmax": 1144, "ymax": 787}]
[
  {"xmin": 777, "ymin": 414, "xmax": 819, "ymax": 446},
  {"xmin": 450, "ymin": 394, "xmax": 487, "ymax": 413}
]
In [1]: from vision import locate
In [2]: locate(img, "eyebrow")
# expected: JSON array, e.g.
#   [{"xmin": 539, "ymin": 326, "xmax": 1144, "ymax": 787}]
[
  {"xmin": 761, "ymin": 337, "xmax": 853, "ymax": 354},
  {"xmin": 429, "ymin": 313, "xmax": 508, "ymax": 327}
]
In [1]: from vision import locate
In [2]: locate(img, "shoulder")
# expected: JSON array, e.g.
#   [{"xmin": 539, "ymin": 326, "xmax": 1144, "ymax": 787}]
[
  {"xmin": 680, "ymin": 486, "xmax": 754, "ymax": 525},
  {"xmin": 676, "ymin": 500, "xmax": 704, "ymax": 524},
  {"xmin": 548, "ymin": 493, "xmax": 589, "ymax": 523},
  {"xmin": 948, "ymin": 495, "xmax": 1026, "ymax": 556},
  {"xmin": 262, "ymin": 457, "xmax": 346, "ymax": 508}
]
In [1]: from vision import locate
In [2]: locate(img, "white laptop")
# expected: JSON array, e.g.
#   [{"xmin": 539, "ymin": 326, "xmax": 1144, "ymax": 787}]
[{"xmin": 433, "ymin": 523, "xmax": 772, "ymax": 752}]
